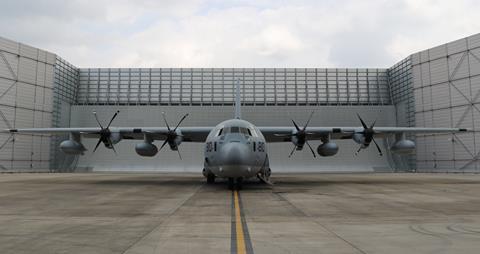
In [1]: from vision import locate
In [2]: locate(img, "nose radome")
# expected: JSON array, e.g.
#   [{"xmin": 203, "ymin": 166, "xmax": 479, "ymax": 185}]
[{"xmin": 220, "ymin": 142, "xmax": 250, "ymax": 165}]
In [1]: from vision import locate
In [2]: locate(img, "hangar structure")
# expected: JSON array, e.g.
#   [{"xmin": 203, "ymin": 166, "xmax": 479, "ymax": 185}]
[{"xmin": 0, "ymin": 33, "xmax": 479, "ymax": 173}]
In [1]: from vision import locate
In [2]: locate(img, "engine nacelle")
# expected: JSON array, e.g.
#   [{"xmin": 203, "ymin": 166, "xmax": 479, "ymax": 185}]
[
  {"xmin": 135, "ymin": 142, "xmax": 158, "ymax": 157},
  {"xmin": 110, "ymin": 131, "xmax": 122, "ymax": 144},
  {"xmin": 317, "ymin": 142, "xmax": 339, "ymax": 157},
  {"xmin": 60, "ymin": 140, "xmax": 86, "ymax": 155},
  {"xmin": 390, "ymin": 139, "xmax": 415, "ymax": 154},
  {"xmin": 352, "ymin": 133, "xmax": 365, "ymax": 145}
]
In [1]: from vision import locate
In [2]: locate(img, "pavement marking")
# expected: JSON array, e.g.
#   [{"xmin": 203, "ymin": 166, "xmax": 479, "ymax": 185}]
[{"xmin": 231, "ymin": 190, "xmax": 254, "ymax": 254}]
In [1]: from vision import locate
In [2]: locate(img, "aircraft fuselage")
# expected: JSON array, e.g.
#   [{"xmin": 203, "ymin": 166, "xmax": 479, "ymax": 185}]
[{"xmin": 203, "ymin": 119, "xmax": 269, "ymax": 181}]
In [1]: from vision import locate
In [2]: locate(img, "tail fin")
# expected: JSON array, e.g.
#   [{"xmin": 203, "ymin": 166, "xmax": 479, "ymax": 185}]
[{"xmin": 234, "ymin": 79, "xmax": 241, "ymax": 119}]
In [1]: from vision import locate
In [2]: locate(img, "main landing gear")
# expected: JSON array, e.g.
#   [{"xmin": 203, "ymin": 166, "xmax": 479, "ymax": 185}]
[
  {"xmin": 228, "ymin": 177, "xmax": 243, "ymax": 190},
  {"xmin": 206, "ymin": 173, "xmax": 216, "ymax": 184}
]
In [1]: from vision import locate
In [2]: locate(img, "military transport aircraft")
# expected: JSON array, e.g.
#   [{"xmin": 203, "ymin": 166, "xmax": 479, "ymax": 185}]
[{"xmin": 5, "ymin": 81, "xmax": 468, "ymax": 189}]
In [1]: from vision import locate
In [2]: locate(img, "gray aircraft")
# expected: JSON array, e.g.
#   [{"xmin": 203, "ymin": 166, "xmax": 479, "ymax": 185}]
[{"xmin": 5, "ymin": 81, "xmax": 468, "ymax": 189}]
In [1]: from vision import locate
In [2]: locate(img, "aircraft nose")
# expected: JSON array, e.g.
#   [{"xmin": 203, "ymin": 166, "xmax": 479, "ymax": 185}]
[{"xmin": 220, "ymin": 142, "xmax": 250, "ymax": 165}]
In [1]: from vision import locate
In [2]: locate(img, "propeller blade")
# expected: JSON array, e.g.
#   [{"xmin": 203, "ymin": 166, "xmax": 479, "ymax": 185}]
[
  {"xmin": 106, "ymin": 110, "xmax": 120, "ymax": 129},
  {"xmin": 370, "ymin": 119, "xmax": 377, "ymax": 129},
  {"xmin": 92, "ymin": 111, "xmax": 103, "ymax": 129},
  {"xmin": 93, "ymin": 138, "xmax": 103, "ymax": 153},
  {"xmin": 288, "ymin": 145, "xmax": 297, "ymax": 157},
  {"xmin": 372, "ymin": 138, "xmax": 383, "ymax": 156},
  {"xmin": 162, "ymin": 112, "xmax": 170, "ymax": 131},
  {"xmin": 177, "ymin": 149, "xmax": 182, "ymax": 160},
  {"xmin": 306, "ymin": 141, "xmax": 316, "ymax": 158},
  {"xmin": 355, "ymin": 146, "xmax": 362, "ymax": 156},
  {"xmin": 291, "ymin": 119, "xmax": 301, "ymax": 131},
  {"xmin": 159, "ymin": 139, "xmax": 169, "ymax": 151},
  {"xmin": 303, "ymin": 111, "xmax": 315, "ymax": 131},
  {"xmin": 356, "ymin": 113, "xmax": 368, "ymax": 129},
  {"xmin": 173, "ymin": 113, "xmax": 189, "ymax": 132},
  {"xmin": 106, "ymin": 138, "xmax": 117, "ymax": 155}
]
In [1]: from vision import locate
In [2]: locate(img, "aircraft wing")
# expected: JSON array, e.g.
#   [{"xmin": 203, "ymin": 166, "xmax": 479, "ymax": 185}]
[
  {"xmin": 258, "ymin": 126, "xmax": 469, "ymax": 143},
  {"xmin": 6, "ymin": 127, "xmax": 214, "ymax": 142}
]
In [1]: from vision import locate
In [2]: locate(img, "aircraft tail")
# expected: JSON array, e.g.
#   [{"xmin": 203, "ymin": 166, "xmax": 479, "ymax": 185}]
[{"xmin": 234, "ymin": 79, "xmax": 241, "ymax": 119}]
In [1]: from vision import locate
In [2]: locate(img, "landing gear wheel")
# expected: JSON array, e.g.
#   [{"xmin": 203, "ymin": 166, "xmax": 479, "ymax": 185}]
[
  {"xmin": 228, "ymin": 178, "xmax": 235, "ymax": 190},
  {"xmin": 206, "ymin": 173, "xmax": 215, "ymax": 184},
  {"xmin": 236, "ymin": 177, "xmax": 243, "ymax": 190}
]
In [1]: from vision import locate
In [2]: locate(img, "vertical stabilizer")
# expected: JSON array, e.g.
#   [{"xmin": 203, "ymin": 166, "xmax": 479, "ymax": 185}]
[{"xmin": 235, "ymin": 79, "xmax": 241, "ymax": 119}]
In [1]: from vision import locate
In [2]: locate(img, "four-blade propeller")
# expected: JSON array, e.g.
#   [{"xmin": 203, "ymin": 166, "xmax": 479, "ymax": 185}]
[
  {"xmin": 276, "ymin": 111, "xmax": 316, "ymax": 158},
  {"xmin": 356, "ymin": 113, "xmax": 382, "ymax": 156},
  {"xmin": 159, "ymin": 112, "xmax": 189, "ymax": 159},
  {"xmin": 92, "ymin": 110, "xmax": 120, "ymax": 154}
]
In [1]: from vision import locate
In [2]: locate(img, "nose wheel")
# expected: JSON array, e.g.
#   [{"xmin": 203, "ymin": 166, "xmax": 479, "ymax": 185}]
[{"xmin": 228, "ymin": 177, "xmax": 243, "ymax": 190}]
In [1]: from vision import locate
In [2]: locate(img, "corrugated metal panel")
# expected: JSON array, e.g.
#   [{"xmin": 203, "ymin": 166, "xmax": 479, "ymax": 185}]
[
  {"xmin": 420, "ymin": 63, "xmax": 431, "ymax": 86},
  {"xmin": 0, "ymin": 133, "xmax": 13, "ymax": 160},
  {"xmin": 42, "ymin": 112, "xmax": 52, "ymax": 127},
  {"xmin": 423, "ymin": 110, "xmax": 433, "ymax": 127},
  {"xmin": 41, "ymin": 137, "xmax": 50, "ymax": 160},
  {"xmin": 0, "ymin": 52, "xmax": 18, "ymax": 80},
  {"xmin": 11, "ymin": 161, "xmax": 32, "ymax": 170},
  {"xmin": 17, "ymin": 57, "xmax": 36, "ymax": 84},
  {"xmin": 451, "ymin": 105, "xmax": 473, "ymax": 127},
  {"xmin": 15, "ymin": 82, "xmax": 35, "ymax": 109},
  {"xmin": 422, "ymin": 86, "xmax": 432, "ymax": 111},
  {"xmin": 33, "ymin": 111, "xmax": 43, "ymax": 128},
  {"xmin": 448, "ymin": 52, "xmax": 465, "ymax": 79},
  {"xmin": 447, "ymin": 38, "xmax": 467, "ymax": 55},
  {"xmin": 37, "ymin": 50, "xmax": 47, "ymax": 63},
  {"xmin": 453, "ymin": 132, "xmax": 475, "ymax": 160},
  {"xmin": 34, "ymin": 86, "xmax": 45, "ymax": 110},
  {"xmin": 412, "ymin": 66, "xmax": 422, "ymax": 88},
  {"xmin": 415, "ymin": 136, "xmax": 427, "ymax": 159},
  {"xmin": 46, "ymin": 52, "xmax": 56, "ymax": 65},
  {"xmin": 19, "ymin": 44, "xmax": 38, "ymax": 60},
  {"xmin": 14, "ymin": 108, "xmax": 34, "ymax": 128},
  {"xmin": 36, "ymin": 62, "xmax": 46, "ymax": 86},
  {"xmin": 31, "ymin": 136, "xmax": 42, "ymax": 160},
  {"xmin": 415, "ymin": 112, "xmax": 425, "ymax": 126},
  {"xmin": 471, "ymin": 76, "xmax": 480, "ymax": 103},
  {"xmin": 433, "ymin": 108, "xmax": 451, "ymax": 127},
  {"xmin": 430, "ymin": 83, "xmax": 450, "ymax": 109},
  {"xmin": 429, "ymin": 58, "xmax": 448, "ymax": 84},
  {"xmin": 0, "ymin": 37, "xmax": 19, "ymax": 54},
  {"xmin": 468, "ymin": 48, "xmax": 480, "ymax": 76},
  {"xmin": 411, "ymin": 53, "xmax": 421, "ymax": 65},
  {"xmin": 0, "ymin": 78, "xmax": 17, "ymax": 106},
  {"xmin": 429, "ymin": 44, "xmax": 447, "ymax": 60},
  {"xmin": 0, "ymin": 105, "xmax": 15, "ymax": 129},
  {"xmin": 436, "ymin": 161, "xmax": 455, "ymax": 171},
  {"xmin": 450, "ymin": 79, "xmax": 470, "ymax": 107},
  {"xmin": 420, "ymin": 50, "xmax": 429, "ymax": 63},
  {"xmin": 43, "ymin": 91, "xmax": 53, "ymax": 112},
  {"xmin": 414, "ymin": 89, "xmax": 423, "ymax": 110},
  {"xmin": 12, "ymin": 134, "xmax": 32, "ymax": 160},
  {"xmin": 467, "ymin": 33, "xmax": 480, "ymax": 49},
  {"xmin": 44, "ymin": 65, "xmax": 54, "ymax": 88},
  {"xmin": 434, "ymin": 134, "xmax": 454, "ymax": 159}
]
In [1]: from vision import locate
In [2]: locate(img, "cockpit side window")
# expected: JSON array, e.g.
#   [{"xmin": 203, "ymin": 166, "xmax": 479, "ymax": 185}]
[{"xmin": 218, "ymin": 128, "xmax": 223, "ymax": 136}]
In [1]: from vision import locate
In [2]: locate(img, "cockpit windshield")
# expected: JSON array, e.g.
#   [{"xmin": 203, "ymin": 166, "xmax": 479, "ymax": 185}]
[{"xmin": 218, "ymin": 126, "xmax": 253, "ymax": 136}]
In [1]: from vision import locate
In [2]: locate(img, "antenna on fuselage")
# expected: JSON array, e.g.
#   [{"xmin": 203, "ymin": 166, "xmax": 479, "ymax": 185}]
[{"xmin": 234, "ymin": 79, "xmax": 242, "ymax": 119}]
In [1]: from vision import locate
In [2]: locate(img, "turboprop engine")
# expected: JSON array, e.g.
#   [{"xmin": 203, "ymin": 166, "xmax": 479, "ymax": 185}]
[{"xmin": 317, "ymin": 142, "xmax": 339, "ymax": 157}]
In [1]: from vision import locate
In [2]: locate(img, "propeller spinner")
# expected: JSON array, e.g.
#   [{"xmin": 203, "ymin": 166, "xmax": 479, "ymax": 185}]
[
  {"xmin": 92, "ymin": 110, "xmax": 120, "ymax": 154},
  {"xmin": 355, "ymin": 113, "xmax": 383, "ymax": 156},
  {"xmin": 159, "ymin": 112, "xmax": 189, "ymax": 159},
  {"xmin": 275, "ymin": 111, "xmax": 316, "ymax": 158}
]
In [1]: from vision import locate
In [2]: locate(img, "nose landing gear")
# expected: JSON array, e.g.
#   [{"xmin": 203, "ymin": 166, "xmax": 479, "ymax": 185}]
[{"xmin": 228, "ymin": 177, "xmax": 243, "ymax": 190}]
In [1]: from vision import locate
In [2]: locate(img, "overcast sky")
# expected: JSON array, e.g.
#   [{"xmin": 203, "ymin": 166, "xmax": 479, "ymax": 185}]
[{"xmin": 1, "ymin": 0, "xmax": 479, "ymax": 68}]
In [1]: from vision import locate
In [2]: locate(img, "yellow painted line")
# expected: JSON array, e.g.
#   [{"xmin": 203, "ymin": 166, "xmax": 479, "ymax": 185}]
[{"xmin": 234, "ymin": 190, "xmax": 247, "ymax": 254}]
